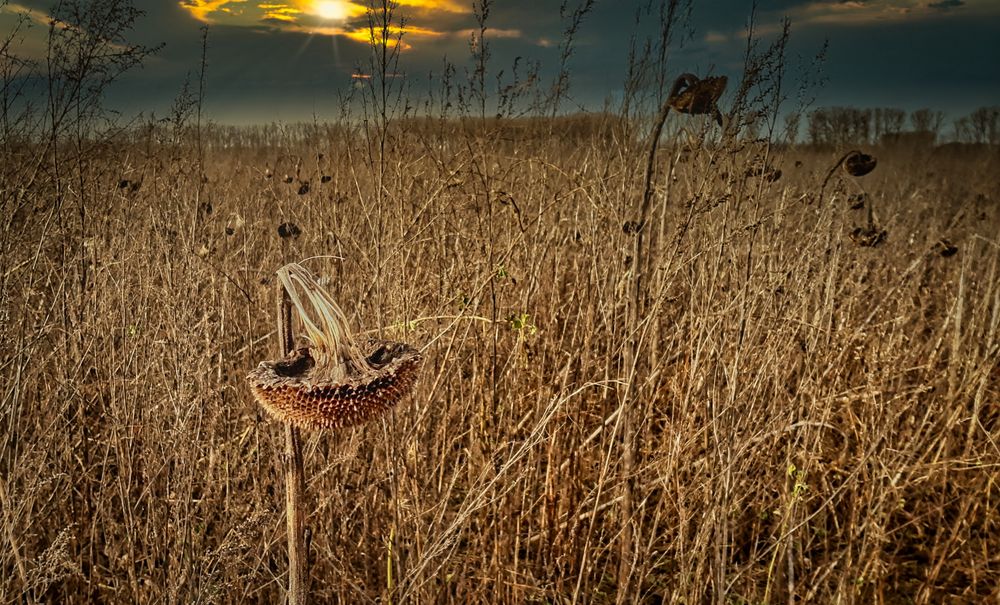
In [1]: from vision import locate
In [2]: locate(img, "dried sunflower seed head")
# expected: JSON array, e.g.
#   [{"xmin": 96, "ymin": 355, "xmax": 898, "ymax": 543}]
[
  {"xmin": 844, "ymin": 151, "xmax": 877, "ymax": 177},
  {"xmin": 669, "ymin": 73, "xmax": 727, "ymax": 126},
  {"xmin": 247, "ymin": 263, "xmax": 421, "ymax": 429},
  {"xmin": 248, "ymin": 340, "xmax": 421, "ymax": 429}
]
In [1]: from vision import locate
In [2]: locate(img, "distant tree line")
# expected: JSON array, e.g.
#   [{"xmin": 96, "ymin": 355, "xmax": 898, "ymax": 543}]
[{"xmin": 787, "ymin": 106, "xmax": 1000, "ymax": 146}]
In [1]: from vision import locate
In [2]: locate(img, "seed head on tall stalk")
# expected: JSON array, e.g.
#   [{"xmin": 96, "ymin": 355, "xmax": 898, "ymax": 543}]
[{"xmin": 247, "ymin": 262, "xmax": 421, "ymax": 604}]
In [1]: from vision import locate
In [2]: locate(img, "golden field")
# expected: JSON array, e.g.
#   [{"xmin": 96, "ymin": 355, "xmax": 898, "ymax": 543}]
[{"xmin": 2, "ymin": 115, "xmax": 999, "ymax": 603}]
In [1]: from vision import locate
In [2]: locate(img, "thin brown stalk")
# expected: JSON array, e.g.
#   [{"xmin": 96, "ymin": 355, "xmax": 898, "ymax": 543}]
[{"xmin": 278, "ymin": 286, "xmax": 308, "ymax": 605}]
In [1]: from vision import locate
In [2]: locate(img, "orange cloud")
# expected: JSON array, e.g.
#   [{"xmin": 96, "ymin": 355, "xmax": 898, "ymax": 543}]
[
  {"xmin": 789, "ymin": 1, "xmax": 914, "ymax": 26},
  {"xmin": 786, "ymin": 0, "xmax": 996, "ymax": 27},
  {"xmin": 3, "ymin": 2, "xmax": 134, "ymax": 54},
  {"xmin": 3, "ymin": 2, "xmax": 55, "ymax": 26},
  {"xmin": 702, "ymin": 0, "xmax": 998, "ymax": 44},
  {"xmin": 177, "ymin": 0, "xmax": 462, "ymax": 43},
  {"xmin": 260, "ymin": 3, "xmax": 302, "ymax": 22},
  {"xmin": 340, "ymin": 23, "xmax": 443, "ymax": 50},
  {"xmin": 180, "ymin": 0, "xmax": 247, "ymax": 23},
  {"xmin": 394, "ymin": 0, "xmax": 470, "ymax": 13},
  {"xmin": 703, "ymin": 31, "xmax": 728, "ymax": 44},
  {"xmin": 453, "ymin": 28, "xmax": 522, "ymax": 39}
]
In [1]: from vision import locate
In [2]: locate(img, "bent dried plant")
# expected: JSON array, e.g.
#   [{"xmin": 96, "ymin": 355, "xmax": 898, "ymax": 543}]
[
  {"xmin": 668, "ymin": 73, "xmax": 727, "ymax": 126},
  {"xmin": 820, "ymin": 149, "xmax": 879, "ymax": 202},
  {"xmin": 850, "ymin": 187, "xmax": 887, "ymax": 248},
  {"xmin": 247, "ymin": 263, "xmax": 421, "ymax": 430}
]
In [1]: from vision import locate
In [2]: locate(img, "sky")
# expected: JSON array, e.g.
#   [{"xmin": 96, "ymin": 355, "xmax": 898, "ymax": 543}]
[{"xmin": 2, "ymin": 0, "xmax": 998, "ymax": 125}]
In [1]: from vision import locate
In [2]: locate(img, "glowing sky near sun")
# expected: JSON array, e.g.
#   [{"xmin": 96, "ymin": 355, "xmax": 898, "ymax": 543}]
[{"xmin": 177, "ymin": 0, "xmax": 468, "ymax": 44}]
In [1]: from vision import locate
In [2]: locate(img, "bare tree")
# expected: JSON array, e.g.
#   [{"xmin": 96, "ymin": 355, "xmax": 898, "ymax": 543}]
[
  {"xmin": 808, "ymin": 106, "xmax": 875, "ymax": 145},
  {"xmin": 910, "ymin": 108, "xmax": 943, "ymax": 139},
  {"xmin": 782, "ymin": 111, "xmax": 801, "ymax": 145},
  {"xmin": 968, "ymin": 106, "xmax": 1000, "ymax": 145}
]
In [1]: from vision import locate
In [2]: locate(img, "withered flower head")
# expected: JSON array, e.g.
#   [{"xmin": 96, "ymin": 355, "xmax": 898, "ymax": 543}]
[
  {"xmin": 937, "ymin": 239, "xmax": 958, "ymax": 257},
  {"xmin": 247, "ymin": 263, "xmax": 421, "ymax": 430},
  {"xmin": 669, "ymin": 73, "xmax": 727, "ymax": 126},
  {"xmin": 844, "ymin": 151, "xmax": 877, "ymax": 177}
]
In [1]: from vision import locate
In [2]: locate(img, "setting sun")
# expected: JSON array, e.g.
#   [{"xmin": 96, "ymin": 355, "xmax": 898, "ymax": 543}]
[{"xmin": 313, "ymin": 0, "xmax": 350, "ymax": 20}]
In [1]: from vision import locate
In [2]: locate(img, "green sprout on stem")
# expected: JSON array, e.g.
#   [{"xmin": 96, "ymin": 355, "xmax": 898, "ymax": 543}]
[{"xmin": 508, "ymin": 312, "xmax": 537, "ymax": 335}]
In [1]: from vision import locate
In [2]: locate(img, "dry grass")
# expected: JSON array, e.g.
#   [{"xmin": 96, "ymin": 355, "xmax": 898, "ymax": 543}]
[{"xmin": 1, "ymin": 119, "xmax": 999, "ymax": 604}]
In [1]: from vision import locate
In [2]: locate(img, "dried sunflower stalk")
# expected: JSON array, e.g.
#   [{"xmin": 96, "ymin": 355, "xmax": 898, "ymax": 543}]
[{"xmin": 247, "ymin": 263, "xmax": 421, "ymax": 430}]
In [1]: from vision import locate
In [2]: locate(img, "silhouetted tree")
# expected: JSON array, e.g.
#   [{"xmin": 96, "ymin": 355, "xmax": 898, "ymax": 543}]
[
  {"xmin": 969, "ymin": 106, "xmax": 1000, "ymax": 145},
  {"xmin": 910, "ymin": 108, "xmax": 944, "ymax": 139},
  {"xmin": 871, "ymin": 107, "xmax": 904, "ymax": 141},
  {"xmin": 953, "ymin": 106, "xmax": 999, "ymax": 144},
  {"xmin": 808, "ymin": 106, "xmax": 872, "ymax": 145}
]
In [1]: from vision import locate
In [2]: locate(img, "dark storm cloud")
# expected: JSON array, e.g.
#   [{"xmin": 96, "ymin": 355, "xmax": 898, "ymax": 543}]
[
  {"xmin": 928, "ymin": 0, "xmax": 964, "ymax": 9},
  {"xmin": 1, "ymin": 0, "xmax": 997, "ymax": 123},
  {"xmin": 684, "ymin": 0, "xmax": 998, "ymax": 114}
]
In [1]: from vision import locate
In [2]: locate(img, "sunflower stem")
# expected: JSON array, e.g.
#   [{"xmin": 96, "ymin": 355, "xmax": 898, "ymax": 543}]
[{"xmin": 278, "ymin": 285, "xmax": 309, "ymax": 605}]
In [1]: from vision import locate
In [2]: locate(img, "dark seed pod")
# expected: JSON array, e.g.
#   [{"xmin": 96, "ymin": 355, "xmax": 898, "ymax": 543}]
[
  {"xmin": 278, "ymin": 222, "xmax": 302, "ymax": 239},
  {"xmin": 849, "ymin": 226, "xmax": 887, "ymax": 247},
  {"xmin": 844, "ymin": 151, "xmax": 877, "ymax": 177},
  {"xmin": 937, "ymin": 239, "xmax": 958, "ymax": 257},
  {"xmin": 669, "ymin": 73, "xmax": 728, "ymax": 126},
  {"xmin": 622, "ymin": 220, "xmax": 643, "ymax": 234}
]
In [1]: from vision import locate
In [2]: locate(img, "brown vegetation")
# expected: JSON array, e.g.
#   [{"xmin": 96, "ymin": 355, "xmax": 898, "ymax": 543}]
[
  {"xmin": 2, "ymin": 117, "xmax": 999, "ymax": 603},
  {"xmin": 2, "ymin": 1, "xmax": 999, "ymax": 602}
]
